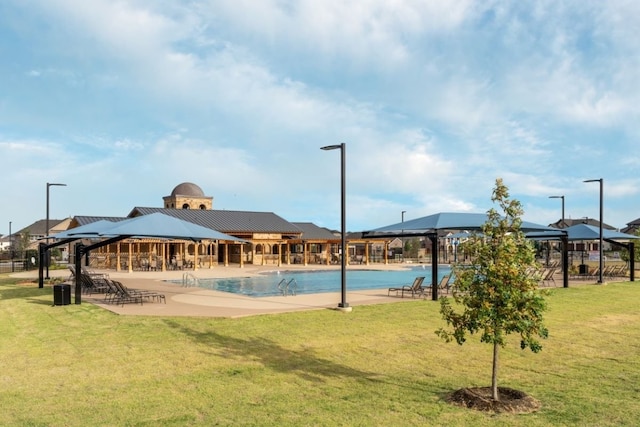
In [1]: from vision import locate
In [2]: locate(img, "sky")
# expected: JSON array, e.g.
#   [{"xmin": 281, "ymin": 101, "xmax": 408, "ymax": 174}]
[{"xmin": 1, "ymin": 0, "xmax": 639, "ymax": 235}]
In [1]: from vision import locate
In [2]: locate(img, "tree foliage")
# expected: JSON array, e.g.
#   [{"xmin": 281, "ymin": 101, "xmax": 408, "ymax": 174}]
[
  {"xmin": 403, "ymin": 238, "xmax": 420, "ymax": 258},
  {"xmin": 619, "ymin": 229, "xmax": 640, "ymax": 263},
  {"xmin": 436, "ymin": 178, "xmax": 548, "ymax": 401}
]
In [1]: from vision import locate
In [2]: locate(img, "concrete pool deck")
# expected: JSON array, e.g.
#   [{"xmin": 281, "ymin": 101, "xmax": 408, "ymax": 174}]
[{"xmin": 15, "ymin": 264, "xmax": 432, "ymax": 317}]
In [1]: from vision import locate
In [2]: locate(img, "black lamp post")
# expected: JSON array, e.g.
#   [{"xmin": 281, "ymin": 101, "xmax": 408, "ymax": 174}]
[
  {"xmin": 584, "ymin": 179, "xmax": 604, "ymax": 283},
  {"xmin": 548, "ymin": 195, "xmax": 565, "ymax": 268},
  {"xmin": 46, "ymin": 182, "xmax": 66, "ymax": 279},
  {"xmin": 321, "ymin": 143, "xmax": 350, "ymax": 311},
  {"xmin": 549, "ymin": 195, "xmax": 565, "ymax": 228},
  {"xmin": 401, "ymin": 210, "xmax": 406, "ymax": 262}
]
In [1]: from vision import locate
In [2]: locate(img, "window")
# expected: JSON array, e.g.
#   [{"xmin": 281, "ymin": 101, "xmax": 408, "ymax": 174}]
[{"xmin": 182, "ymin": 204, "xmax": 190, "ymax": 209}]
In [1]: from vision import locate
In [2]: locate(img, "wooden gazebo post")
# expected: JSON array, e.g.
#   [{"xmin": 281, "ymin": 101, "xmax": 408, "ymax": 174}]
[
  {"xmin": 128, "ymin": 242, "xmax": 133, "ymax": 273},
  {"xmin": 116, "ymin": 242, "xmax": 121, "ymax": 271},
  {"xmin": 365, "ymin": 242, "xmax": 370, "ymax": 265},
  {"xmin": 161, "ymin": 243, "xmax": 166, "ymax": 271}
]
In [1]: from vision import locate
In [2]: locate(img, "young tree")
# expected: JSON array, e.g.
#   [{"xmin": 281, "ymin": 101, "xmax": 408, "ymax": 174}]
[
  {"xmin": 436, "ymin": 178, "xmax": 548, "ymax": 402},
  {"xmin": 404, "ymin": 238, "xmax": 420, "ymax": 259},
  {"xmin": 619, "ymin": 229, "xmax": 640, "ymax": 264}
]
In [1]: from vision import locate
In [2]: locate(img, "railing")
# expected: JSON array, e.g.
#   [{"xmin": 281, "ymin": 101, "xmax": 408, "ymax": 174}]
[
  {"xmin": 0, "ymin": 260, "xmax": 28, "ymax": 273},
  {"xmin": 182, "ymin": 272, "xmax": 199, "ymax": 288},
  {"xmin": 277, "ymin": 278, "xmax": 298, "ymax": 296}
]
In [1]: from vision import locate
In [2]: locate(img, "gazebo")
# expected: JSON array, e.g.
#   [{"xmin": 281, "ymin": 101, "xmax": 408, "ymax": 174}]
[
  {"xmin": 363, "ymin": 212, "xmax": 565, "ymax": 300},
  {"xmin": 40, "ymin": 213, "xmax": 246, "ymax": 304},
  {"xmin": 528, "ymin": 223, "xmax": 636, "ymax": 282}
]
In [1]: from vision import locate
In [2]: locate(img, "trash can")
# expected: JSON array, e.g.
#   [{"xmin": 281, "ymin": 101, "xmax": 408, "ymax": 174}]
[
  {"xmin": 53, "ymin": 283, "xmax": 71, "ymax": 306},
  {"xmin": 579, "ymin": 264, "xmax": 589, "ymax": 275}
]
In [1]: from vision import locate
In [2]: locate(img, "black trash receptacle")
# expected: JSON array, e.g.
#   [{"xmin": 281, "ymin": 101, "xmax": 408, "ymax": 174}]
[
  {"xmin": 53, "ymin": 284, "xmax": 71, "ymax": 306},
  {"xmin": 579, "ymin": 264, "xmax": 589, "ymax": 275}
]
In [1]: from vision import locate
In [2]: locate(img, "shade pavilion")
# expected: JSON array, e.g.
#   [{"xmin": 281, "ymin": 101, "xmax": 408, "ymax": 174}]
[
  {"xmin": 363, "ymin": 212, "xmax": 565, "ymax": 300},
  {"xmin": 40, "ymin": 213, "xmax": 246, "ymax": 303},
  {"xmin": 528, "ymin": 223, "xmax": 636, "ymax": 281}
]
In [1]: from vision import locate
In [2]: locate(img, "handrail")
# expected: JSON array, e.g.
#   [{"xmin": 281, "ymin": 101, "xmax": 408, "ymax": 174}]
[
  {"xmin": 286, "ymin": 278, "xmax": 297, "ymax": 296},
  {"xmin": 182, "ymin": 272, "xmax": 199, "ymax": 288},
  {"xmin": 277, "ymin": 278, "xmax": 298, "ymax": 296},
  {"xmin": 277, "ymin": 278, "xmax": 287, "ymax": 295}
]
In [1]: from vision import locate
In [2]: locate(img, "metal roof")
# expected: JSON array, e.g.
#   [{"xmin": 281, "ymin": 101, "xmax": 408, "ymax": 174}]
[
  {"xmin": 129, "ymin": 207, "xmax": 302, "ymax": 234},
  {"xmin": 94, "ymin": 212, "xmax": 246, "ymax": 242},
  {"xmin": 72, "ymin": 216, "xmax": 128, "ymax": 226},
  {"xmin": 291, "ymin": 222, "xmax": 340, "ymax": 241}
]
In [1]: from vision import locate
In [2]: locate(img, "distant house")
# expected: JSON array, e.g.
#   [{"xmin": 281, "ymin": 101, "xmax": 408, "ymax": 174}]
[
  {"xmin": 0, "ymin": 235, "xmax": 10, "ymax": 251},
  {"xmin": 621, "ymin": 218, "xmax": 640, "ymax": 236},
  {"xmin": 549, "ymin": 218, "xmax": 616, "ymax": 230},
  {"xmin": 15, "ymin": 218, "xmax": 72, "ymax": 250}
]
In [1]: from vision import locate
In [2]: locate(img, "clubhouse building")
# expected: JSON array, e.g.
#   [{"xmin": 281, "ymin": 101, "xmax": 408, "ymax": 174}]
[{"xmin": 65, "ymin": 182, "xmax": 393, "ymax": 271}]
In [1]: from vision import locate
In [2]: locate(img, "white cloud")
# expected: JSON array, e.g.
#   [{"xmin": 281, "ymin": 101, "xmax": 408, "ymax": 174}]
[{"xmin": 2, "ymin": 0, "xmax": 639, "ymax": 232}]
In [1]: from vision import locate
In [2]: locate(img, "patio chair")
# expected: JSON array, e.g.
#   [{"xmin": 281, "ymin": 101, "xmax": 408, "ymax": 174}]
[
  {"xmin": 541, "ymin": 268, "xmax": 557, "ymax": 287},
  {"xmin": 388, "ymin": 276, "xmax": 426, "ymax": 298},
  {"xmin": 81, "ymin": 266, "xmax": 109, "ymax": 279},
  {"xmin": 111, "ymin": 280, "xmax": 166, "ymax": 304},
  {"xmin": 437, "ymin": 275, "xmax": 452, "ymax": 293},
  {"xmin": 79, "ymin": 273, "xmax": 110, "ymax": 295},
  {"xmin": 107, "ymin": 280, "xmax": 144, "ymax": 306}
]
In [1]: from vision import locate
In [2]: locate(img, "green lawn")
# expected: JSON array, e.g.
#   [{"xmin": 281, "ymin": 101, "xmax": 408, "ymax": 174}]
[{"xmin": 2, "ymin": 275, "xmax": 639, "ymax": 426}]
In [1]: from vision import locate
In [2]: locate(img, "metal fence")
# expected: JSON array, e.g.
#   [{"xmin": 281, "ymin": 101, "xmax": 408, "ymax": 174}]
[{"xmin": 0, "ymin": 259, "xmax": 29, "ymax": 274}]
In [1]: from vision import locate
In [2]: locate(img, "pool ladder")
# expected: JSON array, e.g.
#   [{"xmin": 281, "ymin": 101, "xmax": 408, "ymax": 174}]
[
  {"xmin": 182, "ymin": 272, "xmax": 199, "ymax": 288},
  {"xmin": 277, "ymin": 278, "xmax": 298, "ymax": 296}
]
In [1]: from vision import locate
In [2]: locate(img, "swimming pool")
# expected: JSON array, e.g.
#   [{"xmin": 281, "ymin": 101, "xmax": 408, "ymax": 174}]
[{"xmin": 171, "ymin": 266, "xmax": 452, "ymax": 297}]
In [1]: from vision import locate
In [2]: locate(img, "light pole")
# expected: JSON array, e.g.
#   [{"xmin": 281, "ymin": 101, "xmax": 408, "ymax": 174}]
[
  {"xmin": 584, "ymin": 179, "xmax": 604, "ymax": 284},
  {"xmin": 321, "ymin": 143, "xmax": 350, "ymax": 311},
  {"xmin": 401, "ymin": 210, "xmax": 406, "ymax": 262},
  {"xmin": 46, "ymin": 182, "xmax": 67, "ymax": 279},
  {"xmin": 549, "ymin": 195, "xmax": 565, "ymax": 228},
  {"xmin": 548, "ymin": 195, "xmax": 565, "ymax": 268}
]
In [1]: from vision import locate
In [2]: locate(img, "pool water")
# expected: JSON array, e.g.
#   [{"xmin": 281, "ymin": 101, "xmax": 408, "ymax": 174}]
[{"xmin": 174, "ymin": 266, "xmax": 452, "ymax": 297}]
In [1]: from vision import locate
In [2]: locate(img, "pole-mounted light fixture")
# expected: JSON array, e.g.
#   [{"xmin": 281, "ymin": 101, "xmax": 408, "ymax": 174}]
[
  {"xmin": 583, "ymin": 179, "xmax": 604, "ymax": 284},
  {"xmin": 321, "ymin": 143, "xmax": 350, "ymax": 311},
  {"xmin": 45, "ymin": 182, "xmax": 67, "ymax": 280}
]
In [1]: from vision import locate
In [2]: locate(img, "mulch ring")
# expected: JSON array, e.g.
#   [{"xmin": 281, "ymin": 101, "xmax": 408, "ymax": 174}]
[{"xmin": 446, "ymin": 386, "xmax": 541, "ymax": 413}]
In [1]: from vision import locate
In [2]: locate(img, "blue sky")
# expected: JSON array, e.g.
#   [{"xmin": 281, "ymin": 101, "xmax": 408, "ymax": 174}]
[{"xmin": 1, "ymin": 0, "xmax": 639, "ymax": 234}]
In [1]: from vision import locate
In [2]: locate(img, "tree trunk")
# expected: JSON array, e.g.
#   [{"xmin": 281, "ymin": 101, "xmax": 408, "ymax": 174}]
[{"xmin": 492, "ymin": 340, "xmax": 499, "ymax": 401}]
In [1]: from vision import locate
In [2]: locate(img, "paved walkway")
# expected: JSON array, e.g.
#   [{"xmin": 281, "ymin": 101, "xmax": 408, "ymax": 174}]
[
  {"xmin": 14, "ymin": 264, "xmax": 604, "ymax": 318},
  {"xmin": 15, "ymin": 264, "xmax": 426, "ymax": 318}
]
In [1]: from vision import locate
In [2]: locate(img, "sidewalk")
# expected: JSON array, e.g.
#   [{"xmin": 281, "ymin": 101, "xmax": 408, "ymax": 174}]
[{"xmin": 14, "ymin": 264, "xmax": 423, "ymax": 318}]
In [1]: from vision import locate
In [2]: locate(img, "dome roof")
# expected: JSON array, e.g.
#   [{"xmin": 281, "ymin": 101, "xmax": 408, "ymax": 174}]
[{"xmin": 170, "ymin": 182, "xmax": 205, "ymax": 197}]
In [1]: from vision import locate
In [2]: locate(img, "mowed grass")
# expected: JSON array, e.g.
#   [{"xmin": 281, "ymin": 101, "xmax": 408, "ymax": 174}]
[{"xmin": 2, "ymin": 275, "xmax": 640, "ymax": 426}]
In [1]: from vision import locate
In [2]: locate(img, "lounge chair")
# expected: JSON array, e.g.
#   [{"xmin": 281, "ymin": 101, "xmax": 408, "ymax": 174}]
[
  {"xmin": 84, "ymin": 267, "xmax": 108, "ymax": 278},
  {"xmin": 541, "ymin": 268, "xmax": 557, "ymax": 287},
  {"xmin": 79, "ymin": 273, "xmax": 110, "ymax": 295},
  {"xmin": 111, "ymin": 280, "xmax": 166, "ymax": 304},
  {"xmin": 437, "ymin": 275, "xmax": 452, "ymax": 293},
  {"xmin": 388, "ymin": 276, "xmax": 426, "ymax": 298},
  {"xmin": 106, "ymin": 280, "xmax": 144, "ymax": 306}
]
